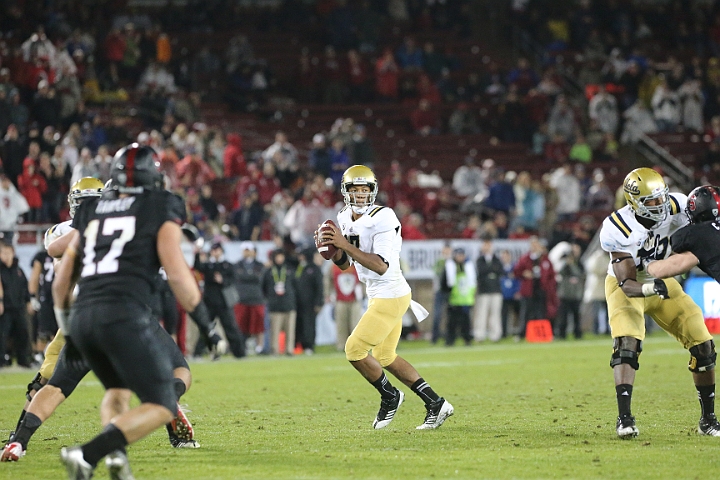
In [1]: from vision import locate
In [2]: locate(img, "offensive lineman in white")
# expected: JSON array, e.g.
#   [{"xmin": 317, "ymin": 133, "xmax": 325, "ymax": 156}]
[
  {"xmin": 599, "ymin": 167, "xmax": 719, "ymax": 439},
  {"xmin": 316, "ymin": 165, "xmax": 453, "ymax": 430}
]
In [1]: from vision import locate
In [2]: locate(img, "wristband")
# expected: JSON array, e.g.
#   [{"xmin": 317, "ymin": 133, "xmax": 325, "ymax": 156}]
[
  {"xmin": 641, "ymin": 283, "xmax": 656, "ymax": 297},
  {"xmin": 333, "ymin": 251, "xmax": 349, "ymax": 266},
  {"xmin": 54, "ymin": 306, "xmax": 71, "ymax": 334}
]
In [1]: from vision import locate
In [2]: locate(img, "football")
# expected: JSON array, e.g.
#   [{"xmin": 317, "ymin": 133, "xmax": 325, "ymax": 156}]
[{"xmin": 316, "ymin": 219, "xmax": 338, "ymax": 260}]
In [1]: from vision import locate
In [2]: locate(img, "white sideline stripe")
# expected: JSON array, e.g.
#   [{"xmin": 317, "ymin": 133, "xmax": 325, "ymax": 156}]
[{"xmin": 0, "ymin": 381, "xmax": 101, "ymax": 390}]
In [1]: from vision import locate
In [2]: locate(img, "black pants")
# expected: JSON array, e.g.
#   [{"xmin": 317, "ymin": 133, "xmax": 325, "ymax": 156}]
[
  {"xmin": 71, "ymin": 300, "xmax": 176, "ymax": 412},
  {"xmin": 195, "ymin": 301, "xmax": 245, "ymax": 358},
  {"xmin": 296, "ymin": 305, "xmax": 317, "ymax": 350},
  {"xmin": 519, "ymin": 296, "xmax": 547, "ymax": 338},
  {"xmin": 158, "ymin": 288, "xmax": 179, "ymax": 335},
  {"xmin": 501, "ymin": 298, "xmax": 521, "ymax": 338},
  {"xmin": 446, "ymin": 305, "xmax": 472, "ymax": 346},
  {"xmin": 556, "ymin": 299, "xmax": 582, "ymax": 339},
  {"xmin": 0, "ymin": 308, "xmax": 31, "ymax": 367}
]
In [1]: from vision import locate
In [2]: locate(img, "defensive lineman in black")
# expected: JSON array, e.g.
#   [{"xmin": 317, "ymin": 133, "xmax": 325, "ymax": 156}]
[
  {"xmin": 53, "ymin": 144, "xmax": 221, "ymax": 478},
  {"xmin": 646, "ymin": 184, "xmax": 720, "ymax": 436}
]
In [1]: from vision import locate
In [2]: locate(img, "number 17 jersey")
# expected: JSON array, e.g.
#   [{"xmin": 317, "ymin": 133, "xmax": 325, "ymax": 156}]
[{"xmin": 72, "ymin": 189, "xmax": 186, "ymax": 307}]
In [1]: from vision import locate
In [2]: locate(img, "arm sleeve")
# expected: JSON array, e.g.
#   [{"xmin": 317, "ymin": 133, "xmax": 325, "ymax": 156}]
[
  {"xmin": 372, "ymin": 229, "xmax": 396, "ymax": 263},
  {"xmin": 164, "ymin": 192, "xmax": 187, "ymax": 225}
]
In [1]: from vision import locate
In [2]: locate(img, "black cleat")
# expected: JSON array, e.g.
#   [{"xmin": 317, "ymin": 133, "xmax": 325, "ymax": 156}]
[
  {"xmin": 372, "ymin": 388, "xmax": 404, "ymax": 429},
  {"xmin": 699, "ymin": 413, "xmax": 720, "ymax": 436},
  {"xmin": 616, "ymin": 414, "xmax": 639, "ymax": 439}
]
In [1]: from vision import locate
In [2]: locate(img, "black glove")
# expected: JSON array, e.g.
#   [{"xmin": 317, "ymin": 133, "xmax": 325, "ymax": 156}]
[
  {"xmin": 653, "ymin": 278, "xmax": 670, "ymax": 299},
  {"xmin": 62, "ymin": 336, "xmax": 88, "ymax": 373}
]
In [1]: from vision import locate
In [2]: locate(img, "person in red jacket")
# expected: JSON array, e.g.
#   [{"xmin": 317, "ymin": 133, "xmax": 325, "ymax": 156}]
[
  {"xmin": 513, "ymin": 236, "xmax": 558, "ymax": 340},
  {"xmin": 17, "ymin": 158, "xmax": 47, "ymax": 222},
  {"xmin": 223, "ymin": 133, "xmax": 246, "ymax": 179}
]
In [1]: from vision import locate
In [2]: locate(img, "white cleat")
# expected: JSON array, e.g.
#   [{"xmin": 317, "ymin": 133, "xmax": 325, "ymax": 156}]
[
  {"xmin": 105, "ymin": 450, "xmax": 135, "ymax": 480},
  {"xmin": 416, "ymin": 398, "xmax": 454, "ymax": 430},
  {"xmin": 60, "ymin": 446, "xmax": 94, "ymax": 480}
]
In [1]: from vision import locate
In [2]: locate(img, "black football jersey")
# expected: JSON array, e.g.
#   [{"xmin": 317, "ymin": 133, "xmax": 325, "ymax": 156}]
[
  {"xmin": 32, "ymin": 250, "xmax": 54, "ymax": 303},
  {"xmin": 670, "ymin": 221, "xmax": 720, "ymax": 283},
  {"xmin": 73, "ymin": 190, "xmax": 186, "ymax": 307}
]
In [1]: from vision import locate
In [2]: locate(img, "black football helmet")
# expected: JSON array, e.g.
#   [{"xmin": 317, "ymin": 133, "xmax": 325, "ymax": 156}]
[
  {"xmin": 110, "ymin": 143, "xmax": 163, "ymax": 193},
  {"xmin": 685, "ymin": 185, "xmax": 720, "ymax": 224}
]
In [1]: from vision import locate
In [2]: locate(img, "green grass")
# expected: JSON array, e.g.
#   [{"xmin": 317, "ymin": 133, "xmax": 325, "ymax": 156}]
[{"xmin": 2, "ymin": 332, "xmax": 720, "ymax": 479}]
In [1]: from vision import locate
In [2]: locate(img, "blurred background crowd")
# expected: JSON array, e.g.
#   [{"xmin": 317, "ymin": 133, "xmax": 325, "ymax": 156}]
[{"xmin": 2, "ymin": 0, "xmax": 719, "ymax": 365}]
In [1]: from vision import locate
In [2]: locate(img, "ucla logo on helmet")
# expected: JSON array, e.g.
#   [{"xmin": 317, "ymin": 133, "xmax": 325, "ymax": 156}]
[{"xmin": 624, "ymin": 179, "xmax": 640, "ymax": 195}]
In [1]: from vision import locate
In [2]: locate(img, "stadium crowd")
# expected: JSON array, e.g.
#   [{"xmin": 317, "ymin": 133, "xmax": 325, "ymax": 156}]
[{"xmin": 3, "ymin": 0, "xmax": 715, "ymax": 366}]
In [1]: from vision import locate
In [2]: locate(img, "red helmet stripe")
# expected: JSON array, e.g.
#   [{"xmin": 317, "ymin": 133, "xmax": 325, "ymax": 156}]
[{"xmin": 125, "ymin": 147, "xmax": 137, "ymax": 186}]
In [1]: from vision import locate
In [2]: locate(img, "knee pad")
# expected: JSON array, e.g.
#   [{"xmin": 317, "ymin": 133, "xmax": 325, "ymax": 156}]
[
  {"xmin": 610, "ymin": 336, "xmax": 642, "ymax": 370},
  {"xmin": 344, "ymin": 333, "xmax": 370, "ymax": 362},
  {"xmin": 371, "ymin": 349, "xmax": 397, "ymax": 368},
  {"xmin": 689, "ymin": 340, "xmax": 716, "ymax": 373},
  {"xmin": 26, "ymin": 372, "xmax": 45, "ymax": 401}
]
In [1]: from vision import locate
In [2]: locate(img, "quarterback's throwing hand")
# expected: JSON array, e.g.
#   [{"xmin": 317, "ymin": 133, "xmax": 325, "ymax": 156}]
[{"xmin": 653, "ymin": 279, "xmax": 670, "ymax": 299}]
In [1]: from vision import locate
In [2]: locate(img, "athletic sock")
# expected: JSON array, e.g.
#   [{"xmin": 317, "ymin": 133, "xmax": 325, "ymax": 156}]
[
  {"xmin": 616, "ymin": 384, "xmax": 633, "ymax": 417},
  {"xmin": 411, "ymin": 378, "xmax": 440, "ymax": 405},
  {"xmin": 173, "ymin": 378, "xmax": 186, "ymax": 401},
  {"xmin": 370, "ymin": 372, "xmax": 397, "ymax": 400},
  {"xmin": 13, "ymin": 410, "xmax": 27, "ymax": 434},
  {"xmin": 81, "ymin": 424, "xmax": 128, "ymax": 467},
  {"xmin": 696, "ymin": 384, "xmax": 716, "ymax": 418},
  {"xmin": 14, "ymin": 412, "xmax": 42, "ymax": 449}
]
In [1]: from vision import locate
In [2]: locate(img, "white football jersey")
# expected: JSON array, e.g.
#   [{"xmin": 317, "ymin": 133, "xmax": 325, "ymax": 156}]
[
  {"xmin": 44, "ymin": 220, "xmax": 73, "ymax": 251},
  {"xmin": 337, "ymin": 205, "xmax": 411, "ymax": 299},
  {"xmin": 599, "ymin": 193, "xmax": 688, "ymax": 283}
]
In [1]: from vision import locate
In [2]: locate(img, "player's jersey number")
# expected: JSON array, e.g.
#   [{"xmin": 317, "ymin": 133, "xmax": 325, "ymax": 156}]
[
  {"xmin": 345, "ymin": 234, "xmax": 360, "ymax": 248},
  {"xmin": 81, "ymin": 216, "xmax": 136, "ymax": 277}
]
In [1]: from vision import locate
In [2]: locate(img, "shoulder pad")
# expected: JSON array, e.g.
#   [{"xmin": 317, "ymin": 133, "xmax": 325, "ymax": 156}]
[
  {"xmin": 668, "ymin": 193, "xmax": 686, "ymax": 216},
  {"xmin": 369, "ymin": 206, "xmax": 400, "ymax": 233},
  {"xmin": 600, "ymin": 215, "xmax": 633, "ymax": 253}
]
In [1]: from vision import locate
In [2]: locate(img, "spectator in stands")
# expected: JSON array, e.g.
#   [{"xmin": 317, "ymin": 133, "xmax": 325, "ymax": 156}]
[
  {"xmin": 410, "ymin": 99, "xmax": 440, "ymax": 135},
  {"xmin": 17, "ymin": 158, "xmax": 46, "ymax": 223},
  {"xmin": 547, "ymin": 94, "xmax": 577, "ymax": 143},
  {"xmin": 223, "ymin": 133, "xmax": 246, "ymax": 179},
  {"xmin": 94, "ymin": 145, "xmax": 113, "ymax": 182},
  {"xmin": 549, "ymin": 163, "xmax": 581, "ymax": 222},
  {"xmin": 56, "ymin": 65, "xmax": 81, "ymax": 128},
  {"xmin": 0, "ymin": 88, "xmax": 10, "ymax": 137},
  {"xmin": 582, "ymin": 248, "xmax": 609, "ymax": 335},
  {"xmin": 346, "ymin": 49, "xmax": 370, "ymax": 104},
  {"xmin": 70, "ymin": 147, "xmax": 98, "ymax": 185},
  {"xmin": 348, "ymin": 124, "xmax": 375, "ymax": 167},
  {"xmin": 401, "ymin": 213, "xmax": 428, "ymax": 240},
  {"xmin": 588, "ymin": 84, "xmax": 619, "ymax": 136},
  {"xmin": 651, "ymin": 75, "xmax": 681, "ymax": 132},
  {"xmin": 452, "ymin": 155, "xmax": 485, "ymax": 200},
  {"xmin": 321, "ymin": 46, "xmax": 345, "ymax": 105},
  {"xmin": 176, "ymin": 146, "xmax": 216, "ymax": 189},
  {"xmin": 544, "ymin": 134, "xmax": 570, "ymax": 163},
  {"xmin": 514, "ymin": 236, "xmax": 557, "ymax": 340},
  {"xmin": 229, "ymin": 187, "xmax": 263, "ymax": 241},
  {"xmin": 0, "ymin": 171, "xmax": 29, "ymax": 242},
  {"xmin": 569, "ymin": 133, "xmax": 592, "ymax": 164},
  {"xmin": 484, "ymin": 169, "xmax": 516, "ymax": 218},
  {"xmin": 234, "ymin": 241, "xmax": 266, "ymax": 354},
  {"xmin": 37, "ymin": 152, "xmax": 61, "ymax": 223},
  {"xmin": 284, "ymin": 186, "xmax": 326, "ymax": 248},
  {"xmin": 1, "ymin": 125, "xmax": 25, "ymax": 186},
  {"xmin": 374, "ymin": 47, "xmax": 399, "ymax": 101},
  {"xmin": 9, "ymin": 92, "xmax": 29, "ymax": 136},
  {"xmin": 585, "ymin": 170, "xmax": 614, "ymax": 212},
  {"xmin": 620, "ymin": 100, "xmax": 658, "ymax": 144},
  {"xmin": 396, "ymin": 35, "xmax": 423, "ymax": 72},
  {"xmin": 262, "ymin": 249, "xmax": 297, "ymax": 356},
  {"xmin": 448, "ymin": 102, "xmax": 480, "ymax": 135},
  {"xmin": 262, "ymin": 131, "xmax": 298, "ymax": 167},
  {"xmin": 32, "ymin": 80, "xmax": 59, "ymax": 130},
  {"xmin": 678, "ymin": 78, "xmax": 704, "ymax": 133},
  {"xmin": 619, "ymin": 60, "xmax": 642, "ymax": 109},
  {"xmin": 329, "ymin": 138, "xmax": 350, "ymax": 188},
  {"xmin": 199, "ymin": 184, "xmax": 220, "ymax": 222},
  {"xmin": 257, "ymin": 162, "xmax": 283, "ymax": 207},
  {"xmin": 103, "ymin": 27, "xmax": 126, "ymax": 85},
  {"xmin": 506, "ymin": 57, "xmax": 539, "ymax": 95},
  {"xmin": 513, "ymin": 171, "xmax": 543, "ymax": 232},
  {"xmin": 417, "ymin": 73, "xmax": 441, "ymax": 104}
]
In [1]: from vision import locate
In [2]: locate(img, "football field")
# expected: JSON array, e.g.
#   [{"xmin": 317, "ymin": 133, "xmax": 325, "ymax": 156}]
[{"xmin": 2, "ymin": 332, "xmax": 720, "ymax": 479}]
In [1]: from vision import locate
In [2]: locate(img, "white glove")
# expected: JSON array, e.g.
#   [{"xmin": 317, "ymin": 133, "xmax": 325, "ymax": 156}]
[{"xmin": 30, "ymin": 297, "xmax": 41, "ymax": 312}]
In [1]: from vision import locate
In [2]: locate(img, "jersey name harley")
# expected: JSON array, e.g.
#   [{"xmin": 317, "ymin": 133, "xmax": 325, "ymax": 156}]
[{"xmin": 95, "ymin": 197, "xmax": 137, "ymax": 214}]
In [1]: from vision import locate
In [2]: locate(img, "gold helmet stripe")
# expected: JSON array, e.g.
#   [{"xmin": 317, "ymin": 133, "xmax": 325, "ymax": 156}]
[{"xmin": 609, "ymin": 212, "xmax": 631, "ymax": 238}]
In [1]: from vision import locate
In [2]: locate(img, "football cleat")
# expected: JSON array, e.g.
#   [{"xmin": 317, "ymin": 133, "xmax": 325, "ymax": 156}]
[
  {"xmin": 168, "ymin": 434, "xmax": 201, "ymax": 449},
  {"xmin": 1, "ymin": 442, "xmax": 25, "ymax": 462},
  {"xmin": 416, "ymin": 397, "xmax": 454, "ymax": 430},
  {"xmin": 170, "ymin": 404, "xmax": 194, "ymax": 441},
  {"xmin": 105, "ymin": 450, "xmax": 135, "ymax": 480},
  {"xmin": 60, "ymin": 446, "xmax": 94, "ymax": 480},
  {"xmin": 698, "ymin": 414, "xmax": 720, "ymax": 436},
  {"xmin": 372, "ymin": 389, "xmax": 404, "ymax": 429},
  {"xmin": 616, "ymin": 414, "xmax": 639, "ymax": 439},
  {"xmin": 209, "ymin": 334, "xmax": 228, "ymax": 361}
]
